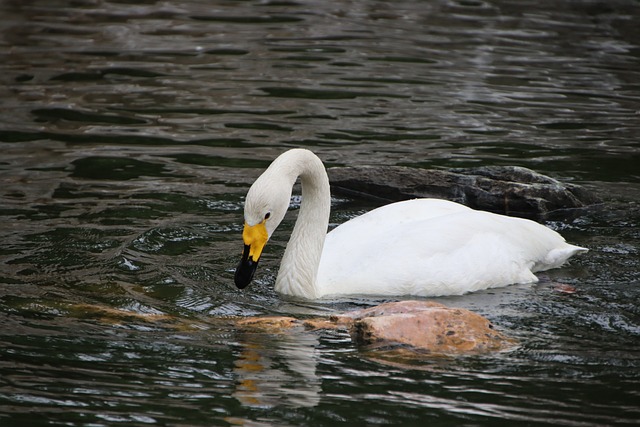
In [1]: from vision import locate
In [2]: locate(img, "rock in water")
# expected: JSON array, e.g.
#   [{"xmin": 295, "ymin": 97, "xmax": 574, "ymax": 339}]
[
  {"xmin": 347, "ymin": 301, "xmax": 510, "ymax": 354},
  {"xmin": 237, "ymin": 301, "xmax": 514, "ymax": 357},
  {"xmin": 328, "ymin": 165, "xmax": 600, "ymax": 219}
]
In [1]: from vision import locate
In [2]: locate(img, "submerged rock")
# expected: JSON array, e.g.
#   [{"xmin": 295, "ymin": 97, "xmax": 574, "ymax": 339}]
[
  {"xmin": 237, "ymin": 300, "xmax": 514, "ymax": 357},
  {"xmin": 328, "ymin": 165, "xmax": 600, "ymax": 220},
  {"xmin": 237, "ymin": 315, "xmax": 300, "ymax": 331}
]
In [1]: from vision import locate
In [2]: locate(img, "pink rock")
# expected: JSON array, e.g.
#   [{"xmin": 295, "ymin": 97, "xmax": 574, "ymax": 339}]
[
  {"xmin": 348, "ymin": 302, "xmax": 511, "ymax": 354},
  {"xmin": 236, "ymin": 300, "xmax": 514, "ymax": 356}
]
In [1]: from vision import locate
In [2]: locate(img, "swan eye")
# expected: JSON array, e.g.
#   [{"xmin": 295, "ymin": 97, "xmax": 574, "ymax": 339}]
[{"xmin": 264, "ymin": 212, "xmax": 271, "ymax": 220}]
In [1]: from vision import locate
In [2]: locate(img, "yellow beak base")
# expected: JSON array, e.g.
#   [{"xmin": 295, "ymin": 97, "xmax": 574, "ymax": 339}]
[
  {"xmin": 242, "ymin": 222, "xmax": 268, "ymax": 261},
  {"xmin": 234, "ymin": 222, "xmax": 268, "ymax": 289}
]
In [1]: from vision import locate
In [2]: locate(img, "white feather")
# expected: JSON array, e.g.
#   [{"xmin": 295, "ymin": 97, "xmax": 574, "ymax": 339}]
[{"xmin": 241, "ymin": 149, "xmax": 587, "ymax": 299}]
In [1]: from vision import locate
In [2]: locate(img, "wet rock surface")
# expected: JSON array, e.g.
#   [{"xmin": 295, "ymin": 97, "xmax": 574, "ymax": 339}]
[
  {"xmin": 328, "ymin": 166, "xmax": 601, "ymax": 220},
  {"xmin": 237, "ymin": 301, "xmax": 515, "ymax": 357},
  {"xmin": 348, "ymin": 301, "xmax": 510, "ymax": 354}
]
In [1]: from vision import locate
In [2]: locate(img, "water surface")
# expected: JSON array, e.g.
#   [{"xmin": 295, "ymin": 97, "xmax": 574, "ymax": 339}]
[{"xmin": 1, "ymin": 0, "xmax": 639, "ymax": 426}]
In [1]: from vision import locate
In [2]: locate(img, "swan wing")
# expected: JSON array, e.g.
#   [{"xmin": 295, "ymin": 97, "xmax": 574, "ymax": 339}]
[{"xmin": 316, "ymin": 199, "xmax": 585, "ymax": 297}]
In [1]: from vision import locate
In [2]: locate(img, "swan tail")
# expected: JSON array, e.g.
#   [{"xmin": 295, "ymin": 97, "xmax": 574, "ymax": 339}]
[{"xmin": 536, "ymin": 244, "xmax": 588, "ymax": 272}]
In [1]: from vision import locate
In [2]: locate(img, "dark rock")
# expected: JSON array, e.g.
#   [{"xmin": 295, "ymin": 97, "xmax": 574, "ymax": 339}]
[{"xmin": 328, "ymin": 165, "xmax": 601, "ymax": 220}]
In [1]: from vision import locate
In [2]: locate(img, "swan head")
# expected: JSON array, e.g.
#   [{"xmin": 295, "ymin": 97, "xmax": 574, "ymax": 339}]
[{"xmin": 234, "ymin": 169, "xmax": 292, "ymax": 289}]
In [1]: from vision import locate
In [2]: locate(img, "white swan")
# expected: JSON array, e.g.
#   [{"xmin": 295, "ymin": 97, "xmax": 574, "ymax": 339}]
[{"xmin": 234, "ymin": 149, "xmax": 587, "ymax": 299}]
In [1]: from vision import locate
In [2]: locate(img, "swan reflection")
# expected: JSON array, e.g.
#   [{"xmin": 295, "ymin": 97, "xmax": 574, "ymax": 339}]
[{"xmin": 233, "ymin": 326, "xmax": 321, "ymax": 408}]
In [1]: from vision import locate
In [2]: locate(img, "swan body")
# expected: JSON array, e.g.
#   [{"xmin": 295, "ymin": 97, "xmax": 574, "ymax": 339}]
[{"xmin": 234, "ymin": 149, "xmax": 587, "ymax": 299}]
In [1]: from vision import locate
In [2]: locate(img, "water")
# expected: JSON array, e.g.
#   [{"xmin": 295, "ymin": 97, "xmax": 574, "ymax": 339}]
[{"xmin": 1, "ymin": 0, "xmax": 639, "ymax": 425}]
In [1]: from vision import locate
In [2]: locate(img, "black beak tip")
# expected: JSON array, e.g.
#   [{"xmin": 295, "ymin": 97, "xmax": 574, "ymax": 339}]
[
  {"xmin": 234, "ymin": 245, "xmax": 259, "ymax": 289},
  {"xmin": 234, "ymin": 261, "xmax": 257, "ymax": 289}
]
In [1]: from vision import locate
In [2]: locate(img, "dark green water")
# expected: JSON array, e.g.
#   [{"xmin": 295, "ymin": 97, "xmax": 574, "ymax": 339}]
[{"xmin": 1, "ymin": 0, "xmax": 639, "ymax": 426}]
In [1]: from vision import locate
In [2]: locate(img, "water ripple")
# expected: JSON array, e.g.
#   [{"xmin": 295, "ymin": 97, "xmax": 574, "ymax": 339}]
[{"xmin": 1, "ymin": 0, "xmax": 639, "ymax": 425}]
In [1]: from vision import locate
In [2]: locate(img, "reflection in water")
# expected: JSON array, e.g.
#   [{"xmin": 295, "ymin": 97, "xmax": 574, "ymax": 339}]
[{"xmin": 234, "ymin": 329, "xmax": 321, "ymax": 408}]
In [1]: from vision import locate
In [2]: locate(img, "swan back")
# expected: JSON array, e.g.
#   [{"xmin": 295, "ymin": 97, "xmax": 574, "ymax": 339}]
[{"xmin": 316, "ymin": 199, "xmax": 586, "ymax": 298}]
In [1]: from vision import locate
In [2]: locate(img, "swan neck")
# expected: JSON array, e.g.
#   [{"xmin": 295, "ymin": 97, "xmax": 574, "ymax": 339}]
[{"xmin": 275, "ymin": 150, "xmax": 330, "ymax": 299}]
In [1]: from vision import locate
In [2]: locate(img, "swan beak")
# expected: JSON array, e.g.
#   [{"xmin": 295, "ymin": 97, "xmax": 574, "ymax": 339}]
[{"xmin": 234, "ymin": 221, "xmax": 268, "ymax": 289}]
